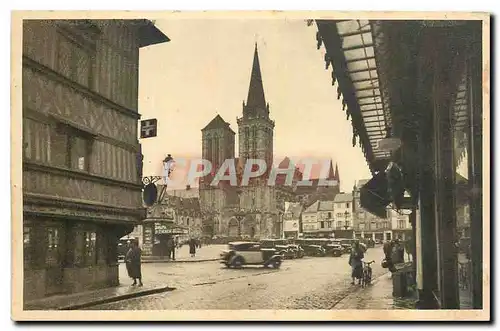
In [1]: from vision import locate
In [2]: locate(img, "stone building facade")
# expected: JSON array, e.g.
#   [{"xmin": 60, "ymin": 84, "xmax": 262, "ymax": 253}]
[
  {"xmin": 22, "ymin": 19, "xmax": 169, "ymax": 301},
  {"xmin": 199, "ymin": 44, "xmax": 285, "ymax": 239}
]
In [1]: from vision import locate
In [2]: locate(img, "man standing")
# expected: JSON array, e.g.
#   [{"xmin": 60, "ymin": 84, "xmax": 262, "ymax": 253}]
[{"xmin": 167, "ymin": 237, "xmax": 175, "ymax": 261}]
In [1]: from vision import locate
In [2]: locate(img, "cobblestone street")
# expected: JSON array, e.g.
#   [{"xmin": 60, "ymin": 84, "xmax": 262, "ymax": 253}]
[{"xmin": 88, "ymin": 246, "xmax": 387, "ymax": 310}]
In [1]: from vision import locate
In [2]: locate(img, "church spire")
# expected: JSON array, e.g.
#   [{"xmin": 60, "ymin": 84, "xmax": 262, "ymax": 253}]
[
  {"xmin": 334, "ymin": 163, "xmax": 340, "ymax": 182},
  {"xmin": 245, "ymin": 43, "xmax": 267, "ymax": 112},
  {"xmin": 327, "ymin": 159, "xmax": 335, "ymax": 180}
]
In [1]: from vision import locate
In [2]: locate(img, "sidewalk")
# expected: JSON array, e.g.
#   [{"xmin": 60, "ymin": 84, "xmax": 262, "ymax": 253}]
[
  {"xmin": 139, "ymin": 244, "xmax": 224, "ymax": 263},
  {"xmin": 24, "ymin": 283, "xmax": 174, "ymax": 311},
  {"xmin": 332, "ymin": 273, "xmax": 417, "ymax": 310}
]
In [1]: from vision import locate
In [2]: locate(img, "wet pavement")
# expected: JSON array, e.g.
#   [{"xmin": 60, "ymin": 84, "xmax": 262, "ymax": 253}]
[
  {"xmin": 87, "ymin": 246, "xmax": 391, "ymax": 310},
  {"xmin": 135, "ymin": 244, "xmax": 225, "ymax": 262},
  {"xmin": 332, "ymin": 272, "xmax": 416, "ymax": 309},
  {"xmin": 25, "ymin": 283, "xmax": 173, "ymax": 310}
]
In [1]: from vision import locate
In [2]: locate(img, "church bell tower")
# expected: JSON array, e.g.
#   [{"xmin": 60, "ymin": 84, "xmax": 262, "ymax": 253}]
[{"xmin": 237, "ymin": 43, "xmax": 275, "ymax": 174}]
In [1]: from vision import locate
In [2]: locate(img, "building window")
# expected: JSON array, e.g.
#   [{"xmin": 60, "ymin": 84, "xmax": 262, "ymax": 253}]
[
  {"xmin": 46, "ymin": 227, "xmax": 61, "ymax": 267},
  {"xmin": 320, "ymin": 221, "xmax": 325, "ymax": 228},
  {"xmin": 398, "ymin": 219, "xmax": 406, "ymax": 229},
  {"xmin": 83, "ymin": 231, "xmax": 97, "ymax": 266},
  {"xmin": 336, "ymin": 221, "xmax": 343, "ymax": 228},
  {"xmin": 336, "ymin": 213, "xmax": 343, "ymax": 218},
  {"xmin": 359, "ymin": 223, "xmax": 365, "ymax": 230},
  {"xmin": 327, "ymin": 212, "xmax": 332, "ymax": 218},
  {"xmin": 346, "ymin": 202, "xmax": 350, "ymax": 209},
  {"xmin": 50, "ymin": 124, "xmax": 93, "ymax": 171},
  {"xmin": 327, "ymin": 221, "xmax": 332, "ymax": 228},
  {"xmin": 23, "ymin": 225, "xmax": 32, "ymax": 266}
]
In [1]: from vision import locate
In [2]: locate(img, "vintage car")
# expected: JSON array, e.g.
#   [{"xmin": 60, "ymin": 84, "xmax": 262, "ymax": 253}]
[
  {"xmin": 220, "ymin": 241, "xmax": 283, "ymax": 268},
  {"xmin": 324, "ymin": 241, "xmax": 343, "ymax": 257},
  {"xmin": 302, "ymin": 244, "xmax": 326, "ymax": 257},
  {"xmin": 339, "ymin": 238, "xmax": 355, "ymax": 254},
  {"xmin": 288, "ymin": 244, "xmax": 305, "ymax": 259},
  {"xmin": 275, "ymin": 244, "xmax": 296, "ymax": 259}
]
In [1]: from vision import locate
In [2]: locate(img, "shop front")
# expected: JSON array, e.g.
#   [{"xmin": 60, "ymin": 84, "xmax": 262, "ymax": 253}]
[
  {"xmin": 141, "ymin": 220, "xmax": 189, "ymax": 258},
  {"xmin": 315, "ymin": 19, "xmax": 485, "ymax": 310}
]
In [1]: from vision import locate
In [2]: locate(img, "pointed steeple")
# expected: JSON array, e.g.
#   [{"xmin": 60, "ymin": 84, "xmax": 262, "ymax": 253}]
[
  {"xmin": 246, "ymin": 43, "xmax": 267, "ymax": 111},
  {"xmin": 327, "ymin": 159, "xmax": 335, "ymax": 180},
  {"xmin": 334, "ymin": 163, "xmax": 340, "ymax": 182}
]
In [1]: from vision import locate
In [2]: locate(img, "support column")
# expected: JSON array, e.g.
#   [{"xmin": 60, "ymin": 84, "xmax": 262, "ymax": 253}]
[
  {"xmin": 415, "ymin": 29, "xmax": 439, "ymax": 309},
  {"xmin": 432, "ymin": 30, "xmax": 461, "ymax": 309},
  {"xmin": 468, "ymin": 22, "xmax": 483, "ymax": 309}
]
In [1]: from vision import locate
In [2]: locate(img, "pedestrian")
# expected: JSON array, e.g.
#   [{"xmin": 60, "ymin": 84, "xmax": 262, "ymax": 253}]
[
  {"xmin": 383, "ymin": 240, "xmax": 396, "ymax": 273},
  {"xmin": 189, "ymin": 238, "xmax": 197, "ymax": 257},
  {"xmin": 167, "ymin": 237, "xmax": 175, "ymax": 261},
  {"xmin": 125, "ymin": 239, "xmax": 143, "ymax": 287},
  {"xmin": 348, "ymin": 241, "xmax": 364, "ymax": 285},
  {"xmin": 392, "ymin": 239, "xmax": 405, "ymax": 264}
]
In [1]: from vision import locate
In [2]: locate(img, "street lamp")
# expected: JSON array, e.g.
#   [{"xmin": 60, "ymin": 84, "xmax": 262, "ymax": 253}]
[{"xmin": 163, "ymin": 154, "xmax": 174, "ymax": 183}]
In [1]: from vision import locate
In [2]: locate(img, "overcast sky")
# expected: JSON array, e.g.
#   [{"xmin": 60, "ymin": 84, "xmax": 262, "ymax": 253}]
[{"xmin": 138, "ymin": 19, "xmax": 372, "ymax": 192}]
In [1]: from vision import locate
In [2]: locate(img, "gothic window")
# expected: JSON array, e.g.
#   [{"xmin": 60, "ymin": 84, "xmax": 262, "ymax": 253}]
[
  {"xmin": 244, "ymin": 127, "xmax": 250, "ymax": 151},
  {"xmin": 213, "ymin": 136, "xmax": 219, "ymax": 164},
  {"xmin": 50, "ymin": 123, "xmax": 93, "ymax": 172},
  {"xmin": 206, "ymin": 135, "xmax": 213, "ymax": 162},
  {"xmin": 252, "ymin": 127, "xmax": 257, "ymax": 151}
]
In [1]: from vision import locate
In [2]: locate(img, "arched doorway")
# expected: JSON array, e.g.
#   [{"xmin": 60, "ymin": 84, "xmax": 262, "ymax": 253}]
[
  {"xmin": 228, "ymin": 218, "xmax": 239, "ymax": 237},
  {"xmin": 240, "ymin": 215, "xmax": 256, "ymax": 238}
]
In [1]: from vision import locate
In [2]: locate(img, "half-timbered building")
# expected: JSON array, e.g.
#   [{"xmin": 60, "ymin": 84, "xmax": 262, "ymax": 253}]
[{"xmin": 22, "ymin": 19, "xmax": 169, "ymax": 300}]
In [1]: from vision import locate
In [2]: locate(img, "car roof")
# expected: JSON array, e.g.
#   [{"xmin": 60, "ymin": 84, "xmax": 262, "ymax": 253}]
[{"xmin": 229, "ymin": 241, "xmax": 259, "ymax": 245}]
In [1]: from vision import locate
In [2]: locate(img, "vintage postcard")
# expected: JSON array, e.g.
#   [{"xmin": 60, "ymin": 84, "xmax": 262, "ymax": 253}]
[{"xmin": 11, "ymin": 10, "xmax": 490, "ymax": 321}]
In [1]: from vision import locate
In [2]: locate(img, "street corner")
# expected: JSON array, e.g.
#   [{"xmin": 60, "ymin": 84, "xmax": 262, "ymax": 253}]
[{"xmin": 24, "ymin": 283, "xmax": 176, "ymax": 311}]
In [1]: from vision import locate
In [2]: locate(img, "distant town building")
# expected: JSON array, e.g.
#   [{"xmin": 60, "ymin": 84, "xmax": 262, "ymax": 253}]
[
  {"xmin": 283, "ymin": 202, "xmax": 303, "ymax": 239},
  {"xmin": 353, "ymin": 180, "xmax": 393, "ymax": 241}
]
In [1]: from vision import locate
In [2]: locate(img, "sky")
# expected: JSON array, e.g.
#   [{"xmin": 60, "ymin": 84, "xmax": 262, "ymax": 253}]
[{"xmin": 137, "ymin": 19, "xmax": 372, "ymax": 192}]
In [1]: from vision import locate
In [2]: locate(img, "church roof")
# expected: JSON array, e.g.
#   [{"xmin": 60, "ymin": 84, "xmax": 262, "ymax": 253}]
[
  {"xmin": 202, "ymin": 114, "xmax": 235, "ymax": 133},
  {"xmin": 246, "ymin": 44, "xmax": 267, "ymax": 110}
]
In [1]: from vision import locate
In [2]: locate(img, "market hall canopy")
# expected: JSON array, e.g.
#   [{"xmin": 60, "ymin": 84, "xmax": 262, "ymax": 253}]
[{"xmin": 315, "ymin": 20, "xmax": 393, "ymax": 174}]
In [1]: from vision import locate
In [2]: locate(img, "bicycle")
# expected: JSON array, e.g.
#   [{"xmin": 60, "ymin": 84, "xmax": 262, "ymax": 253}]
[{"xmin": 361, "ymin": 260, "xmax": 375, "ymax": 287}]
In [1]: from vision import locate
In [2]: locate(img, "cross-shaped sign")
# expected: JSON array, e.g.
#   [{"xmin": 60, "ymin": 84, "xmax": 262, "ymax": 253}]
[{"xmin": 140, "ymin": 118, "xmax": 158, "ymax": 138}]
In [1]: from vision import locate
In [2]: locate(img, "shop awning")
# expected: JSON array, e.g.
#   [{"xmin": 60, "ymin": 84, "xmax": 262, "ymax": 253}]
[
  {"xmin": 316, "ymin": 20, "xmax": 393, "ymax": 173},
  {"xmin": 359, "ymin": 171, "xmax": 390, "ymax": 219}
]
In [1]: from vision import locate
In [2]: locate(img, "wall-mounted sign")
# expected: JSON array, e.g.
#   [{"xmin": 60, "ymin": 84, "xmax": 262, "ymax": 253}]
[
  {"xmin": 140, "ymin": 118, "xmax": 158, "ymax": 139},
  {"xmin": 154, "ymin": 222, "xmax": 189, "ymax": 235},
  {"xmin": 143, "ymin": 183, "xmax": 158, "ymax": 207}
]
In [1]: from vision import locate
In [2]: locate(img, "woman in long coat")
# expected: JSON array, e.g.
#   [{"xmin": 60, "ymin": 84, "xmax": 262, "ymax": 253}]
[
  {"xmin": 189, "ymin": 238, "xmax": 197, "ymax": 257},
  {"xmin": 348, "ymin": 241, "xmax": 364, "ymax": 285},
  {"xmin": 125, "ymin": 240, "xmax": 143, "ymax": 286}
]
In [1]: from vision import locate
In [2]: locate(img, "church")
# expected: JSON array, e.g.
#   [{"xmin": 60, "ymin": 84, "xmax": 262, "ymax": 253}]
[
  {"xmin": 199, "ymin": 44, "xmax": 286, "ymax": 239},
  {"xmin": 199, "ymin": 44, "xmax": 340, "ymax": 239}
]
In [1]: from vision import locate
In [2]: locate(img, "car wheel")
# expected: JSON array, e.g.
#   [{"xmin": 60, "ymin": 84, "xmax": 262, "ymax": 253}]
[
  {"xmin": 272, "ymin": 260, "xmax": 281, "ymax": 269},
  {"xmin": 232, "ymin": 256, "xmax": 244, "ymax": 268}
]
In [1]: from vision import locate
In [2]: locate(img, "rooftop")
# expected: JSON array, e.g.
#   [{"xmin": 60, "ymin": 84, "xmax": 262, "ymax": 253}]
[
  {"xmin": 334, "ymin": 193, "xmax": 353, "ymax": 203},
  {"xmin": 318, "ymin": 200, "xmax": 335, "ymax": 211}
]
